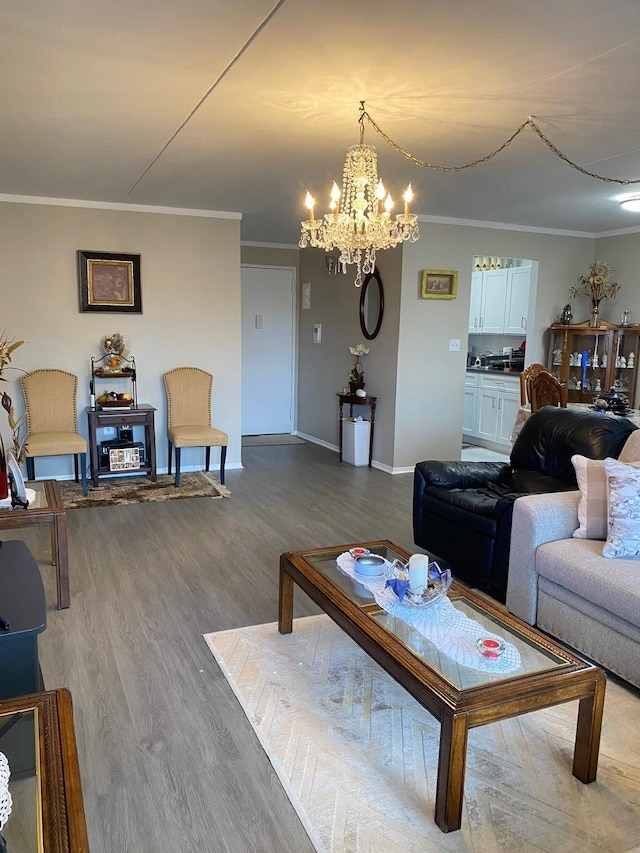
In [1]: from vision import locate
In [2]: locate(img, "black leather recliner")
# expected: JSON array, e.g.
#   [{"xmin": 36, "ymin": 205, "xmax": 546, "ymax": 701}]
[{"xmin": 413, "ymin": 407, "xmax": 637, "ymax": 602}]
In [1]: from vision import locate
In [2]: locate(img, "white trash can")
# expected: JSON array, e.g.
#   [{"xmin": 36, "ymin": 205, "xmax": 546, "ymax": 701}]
[{"xmin": 342, "ymin": 418, "xmax": 371, "ymax": 466}]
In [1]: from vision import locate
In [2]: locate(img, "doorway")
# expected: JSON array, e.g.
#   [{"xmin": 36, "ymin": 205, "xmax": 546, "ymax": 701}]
[{"xmin": 241, "ymin": 265, "xmax": 296, "ymax": 435}]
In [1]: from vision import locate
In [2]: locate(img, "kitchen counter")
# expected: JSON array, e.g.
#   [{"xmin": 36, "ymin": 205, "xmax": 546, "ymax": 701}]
[{"xmin": 466, "ymin": 366, "xmax": 523, "ymax": 374}]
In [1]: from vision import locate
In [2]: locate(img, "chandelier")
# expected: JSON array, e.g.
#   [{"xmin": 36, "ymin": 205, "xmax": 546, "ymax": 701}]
[{"xmin": 299, "ymin": 103, "xmax": 419, "ymax": 287}]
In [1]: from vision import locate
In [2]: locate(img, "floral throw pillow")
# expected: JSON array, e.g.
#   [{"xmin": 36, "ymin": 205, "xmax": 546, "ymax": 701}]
[{"xmin": 602, "ymin": 458, "xmax": 640, "ymax": 558}]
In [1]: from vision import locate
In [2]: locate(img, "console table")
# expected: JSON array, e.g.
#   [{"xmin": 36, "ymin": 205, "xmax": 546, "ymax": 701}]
[
  {"xmin": 337, "ymin": 392, "xmax": 377, "ymax": 467},
  {"xmin": 86, "ymin": 403, "xmax": 157, "ymax": 486}
]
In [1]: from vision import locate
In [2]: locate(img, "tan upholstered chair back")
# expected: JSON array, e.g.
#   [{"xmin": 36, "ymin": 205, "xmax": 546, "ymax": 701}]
[
  {"xmin": 21, "ymin": 369, "xmax": 79, "ymax": 434},
  {"xmin": 164, "ymin": 367, "xmax": 213, "ymax": 428}
]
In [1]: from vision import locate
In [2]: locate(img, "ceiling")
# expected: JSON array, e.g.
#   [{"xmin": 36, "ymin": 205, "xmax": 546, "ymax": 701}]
[{"xmin": 4, "ymin": 0, "xmax": 640, "ymax": 244}]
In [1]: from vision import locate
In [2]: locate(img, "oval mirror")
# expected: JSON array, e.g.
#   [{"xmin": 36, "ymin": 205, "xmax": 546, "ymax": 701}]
[{"xmin": 359, "ymin": 270, "xmax": 384, "ymax": 340}]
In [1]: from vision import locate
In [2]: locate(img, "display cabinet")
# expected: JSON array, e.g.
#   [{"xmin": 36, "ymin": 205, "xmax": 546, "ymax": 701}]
[{"xmin": 547, "ymin": 321, "xmax": 640, "ymax": 407}]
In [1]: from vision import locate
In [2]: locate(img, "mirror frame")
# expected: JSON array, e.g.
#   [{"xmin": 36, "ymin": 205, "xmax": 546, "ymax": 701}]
[{"xmin": 359, "ymin": 270, "xmax": 385, "ymax": 340}]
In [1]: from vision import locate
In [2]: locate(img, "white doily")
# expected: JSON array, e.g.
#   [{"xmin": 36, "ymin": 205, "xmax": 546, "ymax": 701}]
[
  {"xmin": 337, "ymin": 553, "xmax": 521, "ymax": 674},
  {"xmin": 0, "ymin": 751, "xmax": 12, "ymax": 831}
]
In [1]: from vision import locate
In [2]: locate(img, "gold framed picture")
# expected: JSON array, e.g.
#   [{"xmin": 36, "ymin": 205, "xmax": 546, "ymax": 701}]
[
  {"xmin": 420, "ymin": 269, "xmax": 458, "ymax": 300},
  {"xmin": 78, "ymin": 250, "xmax": 142, "ymax": 313}
]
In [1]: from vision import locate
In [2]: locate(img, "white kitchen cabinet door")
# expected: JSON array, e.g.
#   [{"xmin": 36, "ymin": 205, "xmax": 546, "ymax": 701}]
[
  {"xmin": 468, "ymin": 272, "xmax": 483, "ymax": 333},
  {"xmin": 504, "ymin": 267, "xmax": 531, "ymax": 335},
  {"xmin": 480, "ymin": 269, "xmax": 509, "ymax": 333},
  {"xmin": 476, "ymin": 387, "xmax": 500, "ymax": 440},
  {"xmin": 463, "ymin": 385, "xmax": 478, "ymax": 435},
  {"xmin": 497, "ymin": 389, "xmax": 521, "ymax": 444}
]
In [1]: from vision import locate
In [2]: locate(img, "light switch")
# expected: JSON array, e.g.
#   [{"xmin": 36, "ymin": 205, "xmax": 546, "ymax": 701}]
[
  {"xmin": 449, "ymin": 338, "xmax": 460, "ymax": 352},
  {"xmin": 313, "ymin": 323, "xmax": 322, "ymax": 344},
  {"xmin": 255, "ymin": 314, "xmax": 263, "ymax": 329}
]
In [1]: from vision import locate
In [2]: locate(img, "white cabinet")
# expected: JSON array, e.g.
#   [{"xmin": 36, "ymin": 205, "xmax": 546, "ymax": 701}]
[
  {"xmin": 468, "ymin": 272, "xmax": 483, "ymax": 333},
  {"xmin": 467, "ymin": 373, "xmax": 520, "ymax": 447},
  {"xmin": 480, "ymin": 269, "xmax": 509, "ymax": 333},
  {"xmin": 504, "ymin": 267, "xmax": 530, "ymax": 335},
  {"xmin": 468, "ymin": 267, "xmax": 531, "ymax": 335},
  {"xmin": 463, "ymin": 373, "xmax": 478, "ymax": 435}
]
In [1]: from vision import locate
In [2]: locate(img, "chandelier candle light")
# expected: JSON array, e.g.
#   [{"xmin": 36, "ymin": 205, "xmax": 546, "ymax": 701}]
[{"xmin": 300, "ymin": 103, "xmax": 419, "ymax": 287}]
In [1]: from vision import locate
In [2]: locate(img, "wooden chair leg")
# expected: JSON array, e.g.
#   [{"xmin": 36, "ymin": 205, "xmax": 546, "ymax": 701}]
[
  {"xmin": 220, "ymin": 445, "xmax": 227, "ymax": 485},
  {"xmin": 205, "ymin": 446, "xmax": 211, "ymax": 472},
  {"xmin": 79, "ymin": 453, "xmax": 88, "ymax": 496},
  {"xmin": 167, "ymin": 440, "xmax": 173, "ymax": 475},
  {"xmin": 175, "ymin": 447, "xmax": 181, "ymax": 487},
  {"xmin": 26, "ymin": 457, "xmax": 35, "ymax": 480}
]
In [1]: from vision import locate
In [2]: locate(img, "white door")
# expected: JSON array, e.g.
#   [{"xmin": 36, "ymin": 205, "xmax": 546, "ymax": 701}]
[
  {"xmin": 504, "ymin": 267, "xmax": 531, "ymax": 335},
  {"xmin": 241, "ymin": 266, "xmax": 295, "ymax": 435},
  {"xmin": 480, "ymin": 269, "xmax": 509, "ymax": 333}
]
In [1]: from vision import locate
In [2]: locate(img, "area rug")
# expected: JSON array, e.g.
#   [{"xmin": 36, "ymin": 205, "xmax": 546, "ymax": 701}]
[
  {"xmin": 242, "ymin": 434, "xmax": 305, "ymax": 446},
  {"xmin": 205, "ymin": 615, "xmax": 640, "ymax": 853},
  {"xmin": 60, "ymin": 471, "xmax": 230, "ymax": 509}
]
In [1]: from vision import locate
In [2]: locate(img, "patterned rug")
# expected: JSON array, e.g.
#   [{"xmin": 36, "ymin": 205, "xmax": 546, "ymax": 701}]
[
  {"xmin": 242, "ymin": 434, "xmax": 305, "ymax": 446},
  {"xmin": 205, "ymin": 615, "xmax": 640, "ymax": 853},
  {"xmin": 60, "ymin": 471, "xmax": 230, "ymax": 509}
]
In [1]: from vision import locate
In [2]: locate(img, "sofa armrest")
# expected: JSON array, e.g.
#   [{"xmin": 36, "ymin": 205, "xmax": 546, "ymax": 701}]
[
  {"xmin": 506, "ymin": 491, "xmax": 580, "ymax": 625},
  {"xmin": 414, "ymin": 460, "xmax": 509, "ymax": 489}
]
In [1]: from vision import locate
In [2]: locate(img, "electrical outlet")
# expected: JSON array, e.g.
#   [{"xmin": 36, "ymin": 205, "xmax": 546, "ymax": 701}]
[{"xmin": 449, "ymin": 339, "xmax": 461, "ymax": 352}]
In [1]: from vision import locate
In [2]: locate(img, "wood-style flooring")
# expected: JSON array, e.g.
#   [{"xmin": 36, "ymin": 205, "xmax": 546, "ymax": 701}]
[{"xmin": 10, "ymin": 442, "xmax": 417, "ymax": 852}]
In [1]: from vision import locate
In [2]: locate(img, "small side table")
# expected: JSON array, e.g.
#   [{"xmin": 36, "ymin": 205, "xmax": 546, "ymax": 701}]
[
  {"xmin": 86, "ymin": 403, "xmax": 157, "ymax": 486},
  {"xmin": 0, "ymin": 479, "xmax": 69, "ymax": 609},
  {"xmin": 337, "ymin": 392, "xmax": 377, "ymax": 467},
  {"xmin": 0, "ymin": 540, "xmax": 46, "ymax": 700}
]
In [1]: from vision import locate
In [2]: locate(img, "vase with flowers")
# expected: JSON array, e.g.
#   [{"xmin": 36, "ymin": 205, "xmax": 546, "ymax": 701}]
[
  {"xmin": 570, "ymin": 260, "xmax": 620, "ymax": 328},
  {"xmin": 348, "ymin": 343, "xmax": 370, "ymax": 393},
  {"xmin": 0, "ymin": 333, "xmax": 25, "ymax": 499}
]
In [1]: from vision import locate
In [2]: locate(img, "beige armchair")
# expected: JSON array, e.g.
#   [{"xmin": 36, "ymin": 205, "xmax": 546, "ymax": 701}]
[
  {"xmin": 163, "ymin": 367, "xmax": 228, "ymax": 486},
  {"xmin": 21, "ymin": 369, "xmax": 88, "ymax": 495}
]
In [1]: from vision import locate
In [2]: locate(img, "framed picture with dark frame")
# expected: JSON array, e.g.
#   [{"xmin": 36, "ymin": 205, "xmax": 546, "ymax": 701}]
[
  {"xmin": 78, "ymin": 250, "xmax": 142, "ymax": 313},
  {"xmin": 420, "ymin": 269, "xmax": 458, "ymax": 300}
]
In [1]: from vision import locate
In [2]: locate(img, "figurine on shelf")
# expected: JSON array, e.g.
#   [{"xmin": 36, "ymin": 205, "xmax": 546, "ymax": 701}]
[
  {"xmin": 628, "ymin": 352, "xmax": 635, "ymax": 369},
  {"xmin": 559, "ymin": 304, "xmax": 573, "ymax": 324},
  {"xmin": 592, "ymin": 352, "xmax": 599, "ymax": 369},
  {"xmin": 602, "ymin": 353, "xmax": 608, "ymax": 368},
  {"xmin": 595, "ymin": 378, "xmax": 602, "ymax": 392},
  {"xmin": 620, "ymin": 355, "xmax": 627, "ymax": 369}
]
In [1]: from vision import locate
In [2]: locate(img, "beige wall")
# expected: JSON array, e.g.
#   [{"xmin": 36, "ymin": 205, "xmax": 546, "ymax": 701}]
[
  {"xmin": 295, "ymin": 222, "xmax": 598, "ymax": 471},
  {"xmin": 297, "ymin": 247, "xmax": 403, "ymax": 467},
  {"xmin": 0, "ymin": 202, "xmax": 241, "ymax": 479}
]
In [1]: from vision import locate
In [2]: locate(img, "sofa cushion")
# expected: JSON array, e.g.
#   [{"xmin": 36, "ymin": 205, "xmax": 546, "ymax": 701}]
[
  {"xmin": 421, "ymin": 485, "xmax": 515, "ymax": 536},
  {"xmin": 602, "ymin": 458, "xmax": 640, "ymax": 558},
  {"xmin": 571, "ymin": 455, "xmax": 609, "ymax": 540},
  {"xmin": 536, "ymin": 537, "xmax": 640, "ymax": 629},
  {"xmin": 618, "ymin": 427, "xmax": 640, "ymax": 463}
]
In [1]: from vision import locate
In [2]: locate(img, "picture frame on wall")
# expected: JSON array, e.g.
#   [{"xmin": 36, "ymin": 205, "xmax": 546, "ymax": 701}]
[
  {"xmin": 420, "ymin": 269, "xmax": 458, "ymax": 300},
  {"xmin": 78, "ymin": 250, "xmax": 142, "ymax": 313}
]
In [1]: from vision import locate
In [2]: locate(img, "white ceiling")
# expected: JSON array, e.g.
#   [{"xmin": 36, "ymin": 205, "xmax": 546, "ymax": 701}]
[{"xmin": 4, "ymin": 0, "xmax": 640, "ymax": 243}]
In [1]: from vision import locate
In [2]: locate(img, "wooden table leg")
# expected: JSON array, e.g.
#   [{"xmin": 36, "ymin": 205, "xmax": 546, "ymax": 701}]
[
  {"xmin": 338, "ymin": 401, "xmax": 344, "ymax": 463},
  {"xmin": 278, "ymin": 562, "xmax": 294, "ymax": 634},
  {"xmin": 435, "ymin": 712, "xmax": 469, "ymax": 832},
  {"xmin": 53, "ymin": 513, "xmax": 70, "ymax": 609},
  {"xmin": 573, "ymin": 675, "xmax": 606, "ymax": 783}
]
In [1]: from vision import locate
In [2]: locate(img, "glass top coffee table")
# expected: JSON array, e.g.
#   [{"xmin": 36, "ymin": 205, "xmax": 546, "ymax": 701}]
[{"xmin": 279, "ymin": 539, "xmax": 606, "ymax": 833}]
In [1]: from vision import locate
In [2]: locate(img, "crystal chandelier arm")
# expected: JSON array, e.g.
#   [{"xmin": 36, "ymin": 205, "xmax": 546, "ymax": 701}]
[{"xmin": 361, "ymin": 109, "xmax": 640, "ymax": 185}]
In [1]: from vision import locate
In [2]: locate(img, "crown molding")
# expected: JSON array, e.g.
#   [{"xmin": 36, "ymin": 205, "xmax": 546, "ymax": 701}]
[
  {"xmin": 594, "ymin": 224, "xmax": 640, "ymax": 238},
  {"xmin": 241, "ymin": 240, "xmax": 300, "ymax": 250},
  {"xmin": 417, "ymin": 213, "xmax": 595, "ymax": 239},
  {"xmin": 0, "ymin": 193, "xmax": 242, "ymax": 219}
]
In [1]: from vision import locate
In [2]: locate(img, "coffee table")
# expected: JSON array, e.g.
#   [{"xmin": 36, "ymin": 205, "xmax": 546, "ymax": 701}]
[
  {"xmin": 0, "ymin": 479, "xmax": 70, "ymax": 609},
  {"xmin": 279, "ymin": 540, "xmax": 606, "ymax": 833}
]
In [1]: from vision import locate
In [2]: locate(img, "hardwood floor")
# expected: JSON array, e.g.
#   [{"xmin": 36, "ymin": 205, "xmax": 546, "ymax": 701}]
[{"xmin": 10, "ymin": 442, "xmax": 417, "ymax": 852}]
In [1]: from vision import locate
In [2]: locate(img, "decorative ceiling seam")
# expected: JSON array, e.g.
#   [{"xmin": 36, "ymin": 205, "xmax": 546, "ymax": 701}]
[{"xmin": 122, "ymin": 0, "xmax": 289, "ymax": 202}]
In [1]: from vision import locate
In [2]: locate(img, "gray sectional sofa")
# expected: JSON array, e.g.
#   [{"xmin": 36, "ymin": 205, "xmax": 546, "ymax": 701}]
[{"xmin": 506, "ymin": 486, "xmax": 640, "ymax": 689}]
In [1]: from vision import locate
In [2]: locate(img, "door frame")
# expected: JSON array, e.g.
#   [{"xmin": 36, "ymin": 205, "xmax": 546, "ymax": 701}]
[{"xmin": 241, "ymin": 264, "xmax": 298, "ymax": 434}]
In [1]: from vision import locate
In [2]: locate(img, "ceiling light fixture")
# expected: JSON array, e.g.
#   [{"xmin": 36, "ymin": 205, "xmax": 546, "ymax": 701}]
[
  {"xmin": 620, "ymin": 196, "xmax": 640, "ymax": 212},
  {"xmin": 300, "ymin": 102, "xmax": 419, "ymax": 287}
]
